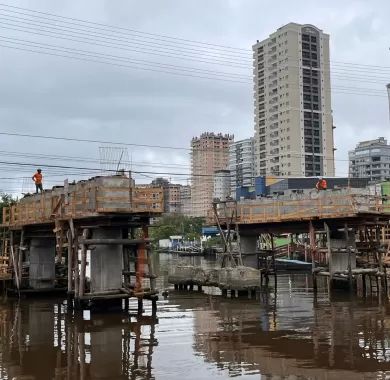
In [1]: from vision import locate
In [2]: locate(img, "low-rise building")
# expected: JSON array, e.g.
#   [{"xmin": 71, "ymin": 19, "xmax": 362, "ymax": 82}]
[{"xmin": 349, "ymin": 137, "xmax": 390, "ymax": 182}]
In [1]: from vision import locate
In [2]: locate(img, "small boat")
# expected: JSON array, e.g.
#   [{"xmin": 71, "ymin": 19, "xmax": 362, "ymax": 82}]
[{"xmin": 275, "ymin": 258, "xmax": 312, "ymax": 271}]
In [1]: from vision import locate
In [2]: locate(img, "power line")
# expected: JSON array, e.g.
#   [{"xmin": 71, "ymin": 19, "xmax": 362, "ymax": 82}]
[
  {"xmin": 0, "ymin": 35, "xmax": 250, "ymax": 80},
  {"xmin": 0, "ymin": 131, "xmax": 381, "ymax": 163},
  {"xmin": 0, "ymin": 3, "xmax": 250, "ymax": 53},
  {"xmin": 0, "ymin": 22, "xmax": 250, "ymax": 68},
  {"xmin": 0, "ymin": 43, "xmax": 252, "ymax": 84},
  {"xmin": 2, "ymin": 3, "xmax": 390, "ymax": 75},
  {"xmin": 2, "ymin": 41, "xmax": 387, "ymax": 96},
  {"xmin": 0, "ymin": 13, "xmax": 252, "ymax": 61}
]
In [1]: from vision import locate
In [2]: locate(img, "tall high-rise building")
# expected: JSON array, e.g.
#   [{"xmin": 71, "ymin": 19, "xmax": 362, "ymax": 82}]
[
  {"xmin": 229, "ymin": 138, "xmax": 255, "ymax": 196},
  {"xmin": 191, "ymin": 133, "xmax": 233, "ymax": 217},
  {"xmin": 180, "ymin": 185, "xmax": 192, "ymax": 215},
  {"xmin": 349, "ymin": 137, "xmax": 390, "ymax": 182},
  {"xmin": 253, "ymin": 23, "xmax": 335, "ymax": 177},
  {"xmin": 387, "ymin": 83, "xmax": 390, "ymax": 120}
]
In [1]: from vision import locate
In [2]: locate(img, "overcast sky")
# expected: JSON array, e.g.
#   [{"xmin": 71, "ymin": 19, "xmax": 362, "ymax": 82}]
[{"xmin": 0, "ymin": 0, "xmax": 389, "ymax": 194}]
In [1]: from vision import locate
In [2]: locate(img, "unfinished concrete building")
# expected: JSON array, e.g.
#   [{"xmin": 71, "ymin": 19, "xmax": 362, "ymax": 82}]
[{"xmin": 191, "ymin": 133, "xmax": 233, "ymax": 217}]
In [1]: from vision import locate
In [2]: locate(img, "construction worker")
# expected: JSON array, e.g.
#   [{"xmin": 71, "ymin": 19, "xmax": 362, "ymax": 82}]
[
  {"xmin": 315, "ymin": 177, "xmax": 327, "ymax": 191},
  {"xmin": 32, "ymin": 168, "xmax": 43, "ymax": 194}
]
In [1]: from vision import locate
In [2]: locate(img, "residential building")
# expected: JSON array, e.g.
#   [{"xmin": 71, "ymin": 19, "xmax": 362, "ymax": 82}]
[
  {"xmin": 191, "ymin": 132, "xmax": 233, "ymax": 217},
  {"xmin": 151, "ymin": 178, "xmax": 182, "ymax": 214},
  {"xmin": 229, "ymin": 138, "xmax": 255, "ymax": 197},
  {"xmin": 349, "ymin": 137, "xmax": 390, "ymax": 182},
  {"xmin": 253, "ymin": 22, "xmax": 335, "ymax": 177},
  {"xmin": 213, "ymin": 170, "xmax": 231, "ymax": 201}
]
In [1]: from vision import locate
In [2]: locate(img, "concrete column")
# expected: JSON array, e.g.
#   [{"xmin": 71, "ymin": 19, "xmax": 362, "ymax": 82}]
[
  {"xmin": 329, "ymin": 229, "xmax": 356, "ymax": 275},
  {"xmin": 29, "ymin": 238, "xmax": 56, "ymax": 289},
  {"xmin": 240, "ymin": 235, "xmax": 258, "ymax": 268},
  {"xmin": 90, "ymin": 228, "xmax": 123, "ymax": 293}
]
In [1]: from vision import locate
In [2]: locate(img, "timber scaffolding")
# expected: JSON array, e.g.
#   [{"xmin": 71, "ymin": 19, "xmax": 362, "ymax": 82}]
[
  {"xmin": 210, "ymin": 188, "xmax": 390, "ymax": 294},
  {"xmin": 0, "ymin": 174, "xmax": 163, "ymax": 310}
]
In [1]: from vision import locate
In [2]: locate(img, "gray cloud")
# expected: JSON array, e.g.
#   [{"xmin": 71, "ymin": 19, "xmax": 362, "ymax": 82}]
[{"xmin": 0, "ymin": 0, "xmax": 389, "ymax": 193}]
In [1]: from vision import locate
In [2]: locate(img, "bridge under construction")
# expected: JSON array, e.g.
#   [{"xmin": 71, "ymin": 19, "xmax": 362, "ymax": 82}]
[
  {"xmin": 0, "ymin": 174, "xmax": 163, "ymax": 311},
  {"xmin": 211, "ymin": 188, "xmax": 390, "ymax": 294}
]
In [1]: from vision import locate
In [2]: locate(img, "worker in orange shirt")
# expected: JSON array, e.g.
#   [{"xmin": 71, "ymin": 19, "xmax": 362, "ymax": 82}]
[
  {"xmin": 315, "ymin": 177, "xmax": 327, "ymax": 191},
  {"xmin": 32, "ymin": 168, "xmax": 43, "ymax": 194}
]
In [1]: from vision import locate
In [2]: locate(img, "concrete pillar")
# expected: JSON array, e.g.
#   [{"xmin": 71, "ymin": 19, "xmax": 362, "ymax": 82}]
[
  {"xmin": 90, "ymin": 228, "xmax": 123, "ymax": 293},
  {"xmin": 240, "ymin": 235, "xmax": 258, "ymax": 268},
  {"xmin": 29, "ymin": 238, "xmax": 56, "ymax": 289},
  {"xmin": 329, "ymin": 229, "xmax": 356, "ymax": 275}
]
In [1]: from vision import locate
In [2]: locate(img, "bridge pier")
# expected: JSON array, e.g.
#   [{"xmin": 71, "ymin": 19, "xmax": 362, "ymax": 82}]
[
  {"xmin": 327, "ymin": 223, "xmax": 357, "ymax": 291},
  {"xmin": 240, "ymin": 235, "xmax": 258, "ymax": 268},
  {"xmin": 29, "ymin": 237, "xmax": 56, "ymax": 290},
  {"xmin": 90, "ymin": 228, "xmax": 123, "ymax": 294}
]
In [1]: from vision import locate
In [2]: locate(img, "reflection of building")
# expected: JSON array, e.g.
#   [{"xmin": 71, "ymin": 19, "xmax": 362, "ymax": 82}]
[
  {"xmin": 349, "ymin": 137, "xmax": 390, "ymax": 181},
  {"xmin": 191, "ymin": 133, "xmax": 233, "ymax": 217},
  {"xmin": 253, "ymin": 23, "xmax": 335, "ymax": 177},
  {"xmin": 229, "ymin": 138, "xmax": 255, "ymax": 196}
]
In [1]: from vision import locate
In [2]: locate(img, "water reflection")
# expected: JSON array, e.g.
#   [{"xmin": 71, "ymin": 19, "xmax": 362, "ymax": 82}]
[
  {"xmin": 0, "ymin": 255, "xmax": 390, "ymax": 379},
  {"xmin": 189, "ymin": 276, "xmax": 390, "ymax": 379},
  {"xmin": 0, "ymin": 300, "xmax": 157, "ymax": 379}
]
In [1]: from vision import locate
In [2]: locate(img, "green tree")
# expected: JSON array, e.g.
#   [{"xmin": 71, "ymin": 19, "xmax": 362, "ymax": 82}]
[
  {"xmin": 0, "ymin": 193, "xmax": 14, "ymax": 224},
  {"xmin": 150, "ymin": 214, "xmax": 205, "ymax": 243}
]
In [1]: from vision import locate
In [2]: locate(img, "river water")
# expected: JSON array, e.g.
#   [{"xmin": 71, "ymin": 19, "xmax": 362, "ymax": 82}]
[{"xmin": 0, "ymin": 253, "xmax": 390, "ymax": 379}]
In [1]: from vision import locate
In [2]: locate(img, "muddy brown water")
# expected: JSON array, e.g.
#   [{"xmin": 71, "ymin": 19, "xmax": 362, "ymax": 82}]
[{"xmin": 0, "ymin": 253, "xmax": 390, "ymax": 379}]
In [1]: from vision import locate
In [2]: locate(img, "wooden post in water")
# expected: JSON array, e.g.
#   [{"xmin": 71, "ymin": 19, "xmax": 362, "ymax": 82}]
[
  {"xmin": 67, "ymin": 230, "xmax": 73, "ymax": 298},
  {"xmin": 79, "ymin": 229, "xmax": 89, "ymax": 299},
  {"xmin": 74, "ymin": 229, "xmax": 80, "ymax": 305},
  {"xmin": 309, "ymin": 221, "xmax": 317, "ymax": 292},
  {"xmin": 345, "ymin": 224, "xmax": 353, "ymax": 292},
  {"xmin": 18, "ymin": 228, "xmax": 24, "ymax": 288},
  {"xmin": 324, "ymin": 222, "xmax": 332, "ymax": 291}
]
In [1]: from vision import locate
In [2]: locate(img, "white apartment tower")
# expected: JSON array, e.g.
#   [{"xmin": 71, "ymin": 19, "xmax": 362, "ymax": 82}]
[
  {"xmin": 253, "ymin": 23, "xmax": 335, "ymax": 177},
  {"xmin": 229, "ymin": 138, "xmax": 255, "ymax": 196}
]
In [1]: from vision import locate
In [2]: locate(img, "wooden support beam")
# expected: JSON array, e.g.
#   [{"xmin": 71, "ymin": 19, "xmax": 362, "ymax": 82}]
[{"xmin": 67, "ymin": 229, "xmax": 73, "ymax": 293}]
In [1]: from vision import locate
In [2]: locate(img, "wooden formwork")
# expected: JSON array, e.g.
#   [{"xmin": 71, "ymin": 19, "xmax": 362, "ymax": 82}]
[
  {"xmin": 1, "ymin": 175, "xmax": 163, "ymax": 229},
  {"xmin": 213, "ymin": 192, "xmax": 389, "ymax": 225}
]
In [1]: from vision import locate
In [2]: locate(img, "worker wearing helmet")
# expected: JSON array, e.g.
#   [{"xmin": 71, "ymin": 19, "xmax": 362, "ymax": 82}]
[
  {"xmin": 315, "ymin": 177, "xmax": 327, "ymax": 191},
  {"xmin": 32, "ymin": 169, "xmax": 43, "ymax": 194}
]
